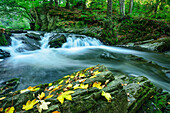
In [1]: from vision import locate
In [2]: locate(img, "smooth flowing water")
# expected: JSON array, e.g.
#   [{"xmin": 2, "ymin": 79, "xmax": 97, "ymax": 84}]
[{"xmin": 0, "ymin": 32, "xmax": 169, "ymax": 92}]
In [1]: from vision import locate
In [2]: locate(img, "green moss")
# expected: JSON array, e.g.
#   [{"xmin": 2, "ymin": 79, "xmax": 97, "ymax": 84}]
[{"xmin": 0, "ymin": 33, "xmax": 8, "ymax": 46}]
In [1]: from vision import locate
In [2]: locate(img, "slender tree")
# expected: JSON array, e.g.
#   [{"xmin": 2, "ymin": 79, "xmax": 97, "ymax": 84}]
[
  {"xmin": 55, "ymin": 0, "xmax": 58, "ymax": 8},
  {"xmin": 129, "ymin": 0, "xmax": 133, "ymax": 14},
  {"xmin": 107, "ymin": 0, "xmax": 112, "ymax": 17},
  {"xmin": 119, "ymin": 0, "xmax": 125, "ymax": 17},
  {"xmin": 66, "ymin": 0, "xmax": 70, "ymax": 9}
]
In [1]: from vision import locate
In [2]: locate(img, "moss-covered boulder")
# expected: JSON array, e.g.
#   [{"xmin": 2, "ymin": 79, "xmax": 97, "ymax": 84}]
[
  {"xmin": 25, "ymin": 33, "xmax": 42, "ymax": 40},
  {"xmin": 0, "ymin": 65, "xmax": 168, "ymax": 113},
  {"xmin": 49, "ymin": 34, "xmax": 67, "ymax": 48},
  {"xmin": 0, "ymin": 33, "xmax": 9, "ymax": 46}
]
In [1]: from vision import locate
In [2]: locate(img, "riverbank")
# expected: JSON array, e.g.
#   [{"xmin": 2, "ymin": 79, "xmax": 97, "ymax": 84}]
[{"xmin": 0, "ymin": 65, "xmax": 169, "ymax": 113}]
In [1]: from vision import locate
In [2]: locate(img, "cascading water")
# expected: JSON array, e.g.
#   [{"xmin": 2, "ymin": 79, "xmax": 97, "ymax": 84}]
[{"xmin": 0, "ymin": 32, "xmax": 169, "ymax": 92}]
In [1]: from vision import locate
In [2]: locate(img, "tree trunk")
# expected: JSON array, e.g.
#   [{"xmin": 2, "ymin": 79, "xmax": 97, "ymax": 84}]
[
  {"xmin": 66, "ymin": 0, "xmax": 70, "ymax": 9},
  {"xmin": 50, "ymin": 0, "xmax": 53, "ymax": 6},
  {"xmin": 107, "ymin": 0, "xmax": 112, "ymax": 18},
  {"xmin": 129, "ymin": 0, "xmax": 133, "ymax": 14},
  {"xmin": 119, "ymin": 0, "xmax": 125, "ymax": 17},
  {"xmin": 55, "ymin": 0, "xmax": 58, "ymax": 8},
  {"xmin": 83, "ymin": 0, "xmax": 87, "ymax": 10}
]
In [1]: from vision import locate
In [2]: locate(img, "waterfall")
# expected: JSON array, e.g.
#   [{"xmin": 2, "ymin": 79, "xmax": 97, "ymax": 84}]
[
  {"xmin": 40, "ymin": 33, "xmax": 53, "ymax": 49},
  {"xmin": 62, "ymin": 34, "xmax": 102, "ymax": 48}
]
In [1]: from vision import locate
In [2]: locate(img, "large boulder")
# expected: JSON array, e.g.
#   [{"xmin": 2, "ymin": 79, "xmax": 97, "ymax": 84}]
[
  {"xmin": 25, "ymin": 33, "xmax": 42, "ymax": 40},
  {"xmin": 0, "ymin": 65, "xmax": 168, "ymax": 113},
  {"xmin": 0, "ymin": 49, "xmax": 10, "ymax": 58},
  {"xmin": 49, "ymin": 34, "xmax": 67, "ymax": 48}
]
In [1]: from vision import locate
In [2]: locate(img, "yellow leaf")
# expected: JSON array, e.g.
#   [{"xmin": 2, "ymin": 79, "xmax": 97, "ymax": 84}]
[
  {"xmin": 45, "ymin": 95, "xmax": 53, "ymax": 100},
  {"xmin": 20, "ymin": 89, "xmax": 29, "ymax": 94},
  {"xmin": 5, "ymin": 107, "xmax": 15, "ymax": 113},
  {"xmin": 50, "ymin": 85, "xmax": 63, "ymax": 93},
  {"xmin": 64, "ymin": 75, "xmax": 70, "ymax": 78},
  {"xmin": 90, "ymin": 75, "xmax": 96, "ymax": 78},
  {"xmin": 66, "ymin": 84, "xmax": 73, "ymax": 88},
  {"xmin": 101, "ymin": 91, "xmax": 112, "ymax": 102},
  {"xmin": 34, "ymin": 88, "xmax": 40, "ymax": 91},
  {"xmin": 73, "ymin": 84, "xmax": 88, "ymax": 89},
  {"xmin": 59, "ymin": 80, "xmax": 64, "ymax": 84},
  {"xmin": 57, "ymin": 91, "xmax": 74, "ymax": 104},
  {"xmin": 37, "ymin": 92, "xmax": 45, "ymax": 100},
  {"xmin": 0, "ymin": 108, "xmax": 3, "ymax": 112},
  {"xmin": 79, "ymin": 73, "xmax": 86, "ymax": 77},
  {"xmin": 73, "ymin": 84, "xmax": 80, "ymax": 90},
  {"xmin": 22, "ymin": 99, "xmax": 39, "ymax": 111},
  {"xmin": 77, "ymin": 79, "xmax": 86, "ymax": 83},
  {"xmin": 137, "ymin": 82, "xmax": 140, "ymax": 84},
  {"xmin": 70, "ymin": 75, "xmax": 75, "ymax": 79},
  {"xmin": 0, "ymin": 97, "xmax": 6, "ymax": 100},
  {"xmin": 65, "ymin": 79, "xmax": 70, "ymax": 84},
  {"xmin": 93, "ymin": 70, "xmax": 101, "ymax": 75},
  {"xmin": 93, "ymin": 82, "xmax": 102, "ymax": 89},
  {"xmin": 52, "ymin": 111, "xmax": 60, "ymax": 113},
  {"xmin": 27, "ymin": 86, "xmax": 37, "ymax": 91},
  {"xmin": 37, "ymin": 100, "xmax": 51, "ymax": 113},
  {"xmin": 49, "ymin": 83, "xmax": 52, "ymax": 87}
]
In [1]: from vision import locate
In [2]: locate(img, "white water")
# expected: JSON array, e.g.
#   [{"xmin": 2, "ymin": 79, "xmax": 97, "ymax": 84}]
[{"xmin": 0, "ymin": 32, "xmax": 169, "ymax": 91}]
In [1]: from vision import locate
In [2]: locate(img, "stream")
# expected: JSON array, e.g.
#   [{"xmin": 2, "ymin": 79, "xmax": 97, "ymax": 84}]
[{"xmin": 0, "ymin": 32, "xmax": 170, "ymax": 92}]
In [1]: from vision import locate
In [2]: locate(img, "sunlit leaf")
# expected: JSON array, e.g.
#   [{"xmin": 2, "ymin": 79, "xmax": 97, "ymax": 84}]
[
  {"xmin": 66, "ymin": 84, "xmax": 73, "ymax": 88},
  {"xmin": 93, "ymin": 82, "xmax": 102, "ymax": 89},
  {"xmin": 37, "ymin": 100, "xmax": 51, "ymax": 113},
  {"xmin": 101, "ymin": 91, "xmax": 112, "ymax": 102},
  {"xmin": 22, "ymin": 99, "xmax": 39, "ymax": 111},
  {"xmin": 65, "ymin": 79, "xmax": 70, "ymax": 84},
  {"xmin": 27, "ymin": 86, "xmax": 37, "ymax": 91},
  {"xmin": 57, "ymin": 91, "xmax": 74, "ymax": 104},
  {"xmin": 70, "ymin": 75, "xmax": 75, "ymax": 79},
  {"xmin": 0, "ymin": 108, "xmax": 3, "ymax": 112},
  {"xmin": 73, "ymin": 84, "xmax": 80, "ymax": 90},
  {"xmin": 48, "ymin": 83, "xmax": 52, "ymax": 87},
  {"xmin": 79, "ymin": 73, "xmax": 86, "ymax": 77},
  {"xmin": 0, "ymin": 97, "xmax": 6, "ymax": 100},
  {"xmin": 5, "ymin": 107, "xmax": 15, "ymax": 113},
  {"xmin": 37, "ymin": 92, "xmax": 45, "ymax": 100},
  {"xmin": 77, "ymin": 79, "xmax": 86, "ymax": 83},
  {"xmin": 137, "ymin": 82, "xmax": 140, "ymax": 84},
  {"xmin": 64, "ymin": 75, "xmax": 70, "ymax": 78},
  {"xmin": 45, "ymin": 95, "xmax": 53, "ymax": 100},
  {"xmin": 93, "ymin": 70, "xmax": 101, "ymax": 75},
  {"xmin": 74, "ymin": 84, "xmax": 88, "ymax": 89},
  {"xmin": 20, "ymin": 89, "xmax": 29, "ymax": 94},
  {"xmin": 90, "ymin": 75, "xmax": 97, "ymax": 78},
  {"xmin": 59, "ymin": 80, "xmax": 64, "ymax": 84}
]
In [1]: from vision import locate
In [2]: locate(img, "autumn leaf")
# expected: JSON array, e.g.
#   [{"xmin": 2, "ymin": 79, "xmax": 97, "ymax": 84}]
[
  {"xmin": 64, "ymin": 75, "xmax": 70, "ymax": 78},
  {"xmin": 93, "ymin": 70, "xmax": 101, "ymax": 75},
  {"xmin": 101, "ymin": 91, "xmax": 112, "ymax": 102},
  {"xmin": 37, "ymin": 100, "xmax": 51, "ymax": 113},
  {"xmin": 137, "ymin": 82, "xmax": 140, "ymax": 84},
  {"xmin": 79, "ymin": 73, "xmax": 86, "ymax": 78},
  {"xmin": 37, "ymin": 92, "xmax": 45, "ymax": 100},
  {"xmin": 49, "ymin": 83, "xmax": 52, "ymax": 87},
  {"xmin": 65, "ymin": 79, "xmax": 70, "ymax": 84},
  {"xmin": 57, "ymin": 91, "xmax": 74, "ymax": 104},
  {"xmin": 5, "ymin": 107, "xmax": 15, "ymax": 113},
  {"xmin": 77, "ymin": 78, "xmax": 86, "ymax": 83},
  {"xmin": 52, "ymin": 111, "xmax": 60, "ymax": 113},
  {"xmin": 90, "ymin": 75, "xmax": 96, "ymax": 78},
  {"xmin": 50, "ymin": 85, "xmax": 63, "ymax": 93},
  {"xmin": 59, "ymin": 80, "xmax": 64, "ymax": 84},
  {"xmin": 93, "ymin": 82, "xmax": 102, "ymax": 89},
  {"xmin": 66, "ymin": 84, "xmax": 73, "ymax": 88},
  {"xmin": 0, "ymin": 97, "xmax": 6, "ymax": 100},
  {"xmin": 0, "ymin": 108, "xmax": 3, "ymax": 112},
  {"xmin": 74, "ymin": 84, "xmax": 88, "ymax": 90},
  {"xmin": 70, "ymin": 75, "xmax": 74, "ymax": 79},
  {"xmin": 22, "ymin": 99, "xmax": 39, "ymax": 111},
  {"xmin": 45, "ymin": 95, "xmax": 53, "ymax": 100}
]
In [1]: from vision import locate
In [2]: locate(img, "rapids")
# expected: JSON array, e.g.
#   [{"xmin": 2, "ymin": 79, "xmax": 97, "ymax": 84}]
[{"xmin": 0, "ymin": 32, "xmax": 169, "ymax": 92}]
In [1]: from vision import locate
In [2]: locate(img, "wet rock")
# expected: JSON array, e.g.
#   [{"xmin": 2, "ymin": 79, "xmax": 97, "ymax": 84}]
[
  {"xmin": 25, "ymin": 33, "xmax": 42, "ymax": 40},
  {"xmin": 0, "ymin": 65, "xmax": 168, "ymax": 113},
  {"xmin": 49, "ymin": 34, "xmax": 67, "ymax": 48},
  {"xmin": 0, "ymin": 49, "xmax": 10, "ymax": 58},
  {"xmin": 10, "ymin": 30, "xmax": 27, "ymax": 33}
]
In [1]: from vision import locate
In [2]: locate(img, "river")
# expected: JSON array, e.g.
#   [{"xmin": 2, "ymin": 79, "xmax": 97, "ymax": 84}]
[{"xmin": 0, "ymin": 32, "xmax": 169, "ymax": 92}]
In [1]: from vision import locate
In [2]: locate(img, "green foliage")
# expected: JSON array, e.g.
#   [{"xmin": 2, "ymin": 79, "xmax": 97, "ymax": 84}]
[{"xmin": 0, "ymin": 33, "xmax": 9, "ymax": 46}]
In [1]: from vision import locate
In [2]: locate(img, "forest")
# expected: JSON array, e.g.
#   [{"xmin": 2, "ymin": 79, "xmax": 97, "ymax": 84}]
[{"xmin": 0, "ymin": 0, "xmax": 170, "ymax": 113}]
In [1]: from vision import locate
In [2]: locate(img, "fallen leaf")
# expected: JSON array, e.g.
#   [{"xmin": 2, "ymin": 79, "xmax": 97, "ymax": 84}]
[
  {"xmin": 65, "ymin": 79, "xmax": 70, "ymax": 84},
  {"xmin": 79, "ymin": 73, "xmax": 86, "ymax": 78},
  {"xmin": 0, "ymin": 97, "xmax": 6, "ymax": 100},
  {"xmin": 48, "ymin": 83, "xmax": 52, "ymax": 87},
  {"xmin": 20, "ymin": 89, "xmax": 29, "ymax": 94},
  {"xmin": 57, "ymin": 91, "xmax": 74, "ymax": 104},
  {"xmin": 50, "ymin": 85, "xmax": 63, "ymax": 93},
  {"xmin": 37, "ymin": 100, "xmax": 51, "ymax": 113},
  {"xmin": 90, "ymin": 75, "xmax": 96, "ymax": 78},
  {"xmin": 93, "ymin": 82, "xmax": 102, "ymax": 89},
  {"xmin": 101, "ymin": 91, "xmax": 112, "ymax": 102},
  {"xmin": 59, "ymin": 80, "xmax": 64, "ymax": 84},
  {"xmin": 70, "ymin": 75, "xmax": 75, "ymax": 79},
  {"xmin": 27, "ymin": 86, "xmax": 37, "ymax": 91},
  {"xmin": 77, "ymin": 79, "xmax": 86, "ymax": 83},
  {"xmin": 105, "ymin": 80, "xmax": 110, "ymax": 85},
  {"xmin": 64, "ymin": 75, "xmax": 70, "ymax": 78},
  {"xmin": 22, "ymin": 99, "xmax": 39, "ymax": 111},
  {"xmin": 37, "ymin": 92, "xmax": 45, "ymax": 100},
  {"xmin": 0, "ymin": 108, "xmax": 3, "ymax": 112},
  {"xmin": 93, "ymin": 70, "xmax": 101, "ymax": 75},
  {"xmin": 74, "ymin": 84, "xmax": 88, "ymax": 90},
  {"xmin": 5, "ymin": 107, "xmax": 15, "ymax": 113},
  {"xmin": 137, "ymin": 82, "xmax": 140, "ymax": 85},
  {"xmin": 45, "ymin": 95, "xmax": 53, "ymax": 100},
  {"xmin": 66, "ymin": 84, "xmax": 73, "ymax": 88},
  {"xmin": 73, "ymin": 84, "xmax": 80, "ymax": 90}
]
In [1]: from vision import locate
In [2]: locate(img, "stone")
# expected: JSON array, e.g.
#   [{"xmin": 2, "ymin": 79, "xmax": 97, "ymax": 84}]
[
  {"xmin": 0, "ymin": 49, "xmax": 10, "ymax": 58},
  {"xmin": 49, "ymin": 34, "xmax": 67, "ymax": 48},
  {"xmin": 25, "ymin": 33, "xmax": 42, "ymax": 40}
]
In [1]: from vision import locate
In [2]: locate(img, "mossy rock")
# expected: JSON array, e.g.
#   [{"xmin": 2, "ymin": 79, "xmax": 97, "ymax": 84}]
[
  {"xmin": 0, "ymin": 33, "xmax": 9, "ymax": 46},
  {"xmin": 25, "ymin": 33, "xmax": 42, "ymax": 40},
  {"xmin": 49, "ymin": 34, "xmax": 67, "ymax": 48}
]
